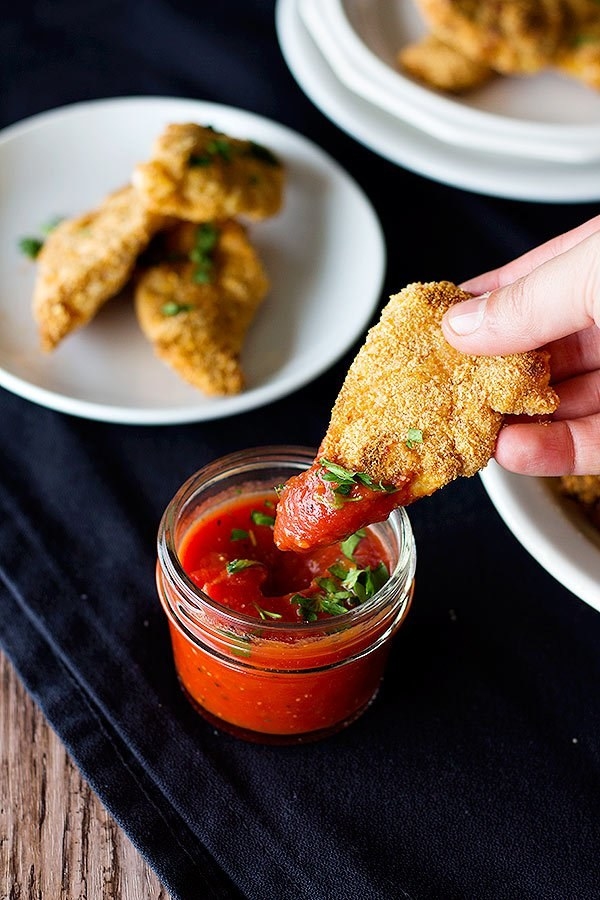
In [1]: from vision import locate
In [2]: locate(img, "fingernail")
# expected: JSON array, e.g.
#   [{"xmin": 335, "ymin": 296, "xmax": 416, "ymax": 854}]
[{"xmin": 446, "ymin": 294, "xmax": 489, "ymax": 336}]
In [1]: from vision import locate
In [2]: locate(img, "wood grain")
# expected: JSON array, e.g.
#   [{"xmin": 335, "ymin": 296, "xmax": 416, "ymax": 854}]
[{"xmin": 0, "ymin": 648, "xmax": 169, "ymax": 899}]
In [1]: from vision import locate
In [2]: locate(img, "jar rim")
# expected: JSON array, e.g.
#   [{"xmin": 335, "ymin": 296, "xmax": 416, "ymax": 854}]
[{"xmin": 157, "ymin": 444, "xmax": 417, "ymax": 635}]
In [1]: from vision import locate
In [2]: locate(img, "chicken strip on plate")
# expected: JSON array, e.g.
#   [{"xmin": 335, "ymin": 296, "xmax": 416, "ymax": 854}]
[
  {"xmin": 134, "ymin": 219, "xmax": 269, "ymax": 395},
  {"xmin": 33, "ymin": 185, "xmax": 167, "ymax": 351},
  {"xmin": 133, "ymin": 123, "xmax": 285, "ymax": 223}
]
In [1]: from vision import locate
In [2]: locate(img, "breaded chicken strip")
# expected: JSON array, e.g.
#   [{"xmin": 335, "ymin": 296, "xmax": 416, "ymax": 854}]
[
  {"xmin": 398, "ymin": 33, "xmax": 495, "ymax": 93},
  {"xmin": 134, "ymin": 219, "xmax": 269, "ymax": 395},
  {"xmin": 132, "ymin": 123, "xmax": 285, "ymax": 223},
  {"xmin": 558, "ymin": 474, "xmax": 600, "ymax": 529},
  {"xmin": 274, "ymin": 281, "xmax": 559, "ymax": 551},
  {"xmin": 554, "ymin": 3, "xmax": 600, "ymax": 89},
  {"xmin": 414, "ymin": 0, "xmax": 568, "ymax": 74},
  {"xmin": 33, "ymin": 185, "xmax": 167, "ymax": 351}
]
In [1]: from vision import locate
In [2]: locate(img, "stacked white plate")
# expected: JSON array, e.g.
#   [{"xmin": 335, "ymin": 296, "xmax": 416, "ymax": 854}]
[{"xmin": 276, "ymin": 0, "xmax": 600, "ymax": 202}]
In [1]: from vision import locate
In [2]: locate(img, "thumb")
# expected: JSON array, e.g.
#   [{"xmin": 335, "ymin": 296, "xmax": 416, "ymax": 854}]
[{"xmin": 442, "ymin": 232, "xmax": 600, "ymax": 355}]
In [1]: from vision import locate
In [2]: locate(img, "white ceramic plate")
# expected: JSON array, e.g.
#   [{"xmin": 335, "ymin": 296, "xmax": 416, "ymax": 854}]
[
  {"xmin": 0, "ymin": 97, "xmax": 385, "ymax": 425},
  {"xmin": 480, "ymin": 461, "xmax": 600, "ymax": 613},
  {"xmin": 300, "ymin": 0, "xmax": 600, "ymax": 164},
  {"xmin": 276, "ymin": 0, "xmax": 600, "ymax": 202}
]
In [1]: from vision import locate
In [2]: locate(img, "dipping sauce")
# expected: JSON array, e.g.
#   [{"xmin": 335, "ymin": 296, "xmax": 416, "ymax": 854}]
[
  {"xmin": 180, "ymin": 492, "xmax": 391, "ymax": 624},
  {"xmin": 156, "ymin": 446, "xmax": 416, "ymax": 744}
]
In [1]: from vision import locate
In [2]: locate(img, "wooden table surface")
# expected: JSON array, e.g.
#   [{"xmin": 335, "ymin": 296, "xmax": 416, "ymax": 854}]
[{"xmin": 0, "ymin": 648, "xmax": 170, "ymax": 898}]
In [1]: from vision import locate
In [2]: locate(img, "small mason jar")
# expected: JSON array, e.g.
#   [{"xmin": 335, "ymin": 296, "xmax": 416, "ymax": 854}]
[{"xmin": 156, "ymin": 446, "xmax": 416, "ymax": 744}]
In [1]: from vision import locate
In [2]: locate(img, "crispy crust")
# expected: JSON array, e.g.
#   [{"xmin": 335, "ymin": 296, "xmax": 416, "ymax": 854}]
[
  {"xmin": 134, "ymin": 219, "xmax": 269, "ymax": 395},
  {"xmin": 554, "ymin": 4, "xmax": 600, "ymax": 88},
  {"xmin": 32, "ymin": 186, "xmax": 167, "ymax": 351},
  {"xmin": 414, "ymin": 0, "xmax": 569, "ymax": 74},
  {"xmin": 398, "ymin": 34, "xmax": 495, "ymax": 92},
  {"xmin": 132, "ymin": 123, "xmax": 285, "ymax": 223},
  {"xmin": 318, "ymin": 281, "xmax": 559, "ymax": 501}
]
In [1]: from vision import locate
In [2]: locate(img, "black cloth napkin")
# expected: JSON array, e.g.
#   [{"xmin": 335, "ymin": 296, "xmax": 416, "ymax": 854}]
[{"xmin": 2, "ymin": 2, "xmax": 600, "ymax": 898}]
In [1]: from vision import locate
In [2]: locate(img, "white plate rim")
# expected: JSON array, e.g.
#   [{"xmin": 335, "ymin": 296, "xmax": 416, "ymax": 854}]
[
  {"xmin": 480, "ymin": 461, "xmax": 600, "ymax": 613},
  {"xmin": 276, "ymin": 0, "xmax": 600, "ymax": 202},
  {"xmin": 0, "ymin": 95, "xmax": 386, "ymax": 426},
  {"xmin": 303, "ymin": 0, "xmax": 600, "ymax": 164}
]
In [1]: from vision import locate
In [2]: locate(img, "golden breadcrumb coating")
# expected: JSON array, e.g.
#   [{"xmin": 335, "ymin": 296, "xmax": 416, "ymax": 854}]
[
  {"xmin": 554, "ymin": 5, "xmax": 600, "ymax": 89},
  {"xmin": 414, "ymin": 0, "xmax": 569, "ymax": 74},
  {"xmin": 558, "ymin": 473, "xmax": 600, "ymax": 529},
  {"xmin": 558, "ymin": 474, "xmax": 600, "ymax": 505},
  {"xmin": 318, "ymin": 281, "xmax": 559, "ymax": 502},
  {"xmin": 134, "ymin": 219, "xmax": 269, "ymax": 395},
  {"xmin": 32, "ymin": 185, "xmax": 167, "ymax": 351},
  {"xmin": 132, "ymin": 123, "xmax": 285, "ymax": 223},
  {"xmin": 398, "ymin": 33, "xmax": 494, "ymax": 92}
]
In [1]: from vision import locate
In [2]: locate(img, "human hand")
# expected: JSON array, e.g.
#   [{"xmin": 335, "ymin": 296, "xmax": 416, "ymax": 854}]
[{"xmin": 441, "ymin": 215, "xmax": 600, "ymax": 476}]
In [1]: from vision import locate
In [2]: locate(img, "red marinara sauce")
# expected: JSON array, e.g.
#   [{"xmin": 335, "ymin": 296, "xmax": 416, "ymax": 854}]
[
  {"xmin": 157, "ymin": 469, "xmax": 414, "ymax": 743},
  {"xmin": 179, "ymin": 491, "xmax": 391, "ymax": 624}
]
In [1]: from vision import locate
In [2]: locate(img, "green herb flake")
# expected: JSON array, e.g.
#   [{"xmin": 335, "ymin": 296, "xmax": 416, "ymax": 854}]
[
  {"xmin": 161, "ymin": 301, "xmax": 194, "ymax": 316},
  {"xmin": 319, "ymin": 458, "xmax": 396, "ymax": 499},
  {"xmin": 189, "ymin": 222, "xmax": 219, "ymax": 285},
  {"xmin": 192, "ymin": 266, "xmax": 213, "ymax": 284},
  {"xmin": 216, "ymin": 628, "xmax": 252, "ymax": 657},
  {"xmin": 18, "ymin": 236, "xmax": 44, "ymax": 259},
  {"xmin": 251, "ymin": 510, "xmax": 275, "ymax": 527},
  {"xmin": 230, "ymin": 528, "xmax": 249, "ymax": 541},
  {"xmin": 253, "ymin": 603, "xmax": 283, "ymax": 621},
  {"xmin": 340, "ymin": 529, "xmax": 365, "ymax": 561},
  {"xmin": 290, "ymin": 553, "xmax": 390, "ymax": 622},
  {"xmin": 405, "ymin": 428, "xmax": 423, "ymax": 450},
  {"xmin": 226, "ymin": 558, "xmax": 259, "ymax": 575},
  {"xmin": 206, "ymin": 138, "xmax": 233, "ymax": 162},
  {"xmin": 189, "ymin": 153, "xmax": 213, "ymax": 167},
  {"xmin": 246, "ymin": 141, "xmax": 281, "ymax": 167},
  {"xmin": 571, "ymin": 32, "xmax": 600, "ymax": 46}
]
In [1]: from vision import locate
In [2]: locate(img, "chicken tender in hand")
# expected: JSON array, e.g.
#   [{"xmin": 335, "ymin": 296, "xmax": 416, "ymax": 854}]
[
  {"xmin": 274, "ymin": 281, "xmax": 559, "ymax": 551},
  {"xmin": 33, "ymin": 185, "xmax": 167, "ymax": 351},
  {"xmin": 134, "ymin": 219, "xmax": 269, "ymax": 395},
  {"xmin": 132, "ymin": 123, "xmax": 285, "ymax": 223}
]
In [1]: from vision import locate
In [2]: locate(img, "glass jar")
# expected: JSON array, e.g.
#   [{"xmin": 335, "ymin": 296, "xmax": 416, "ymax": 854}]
[{"xmin": 156, "ymin": 446, "xmax": 416, "ymax": 744}]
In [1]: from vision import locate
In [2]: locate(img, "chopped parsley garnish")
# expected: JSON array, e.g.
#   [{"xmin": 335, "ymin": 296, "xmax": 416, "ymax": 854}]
[
  {"xmin": 291, "ymin": 559, "xmax": 390, "ymax": 621},
  {"xmin": 251, "ymin": 510, "xmax": 275, "ymax": 527},
  {"xmin": 19, "ymin": 216, "xmax": 64, "ymax": 259},
  {"xmin": 161, "ymin": 301, "xmax": 194, "ymax": 316},
  {"xmin": 230, "ymin": 528, "xmax": 249, "ymax": 541},
  {"xmin": 188, "ymin": 153, "xmax": 213, "ymax": 167},
  {"xmin": 253, "ymin": 603, "xmax": 282, "ymax": 621},
  {"xmin": 226, "ymin": 558, "xmax": 260, "ymax": 574},
  {"xmin": 188, "ymin": 133, "xmax": 280, "ymax": 169},
  {"xmin": 246, "ymin": 141, "xmax": 280, "ymax": 166},
  {"xmin": 18, "ymin": 237, "xmax": 44, "ymax": 259},
  {"xmin": 189, "ymin": 137, "xmax": 232, "ymax": 167},
  {"xmin": 319, "ymin": 459, "xmax": 397, "ymax": 498},
  {"xmin": 340, "ymin": 529, "xmax": 365, "ymax": 561},
  {"xmin": 571, "ymin": 32, "xmax": 600, "ymax": 46},
  {"xmin": 189, "ymin": 222, "xmax": 219, "ymax": 284},
  {"xmin": 405, "ymin": 427, "xmax": 423, "ymax": 450},
  {"xmin": 216, "ymin": 628, "xmax": 252, "ymax": 657}
]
